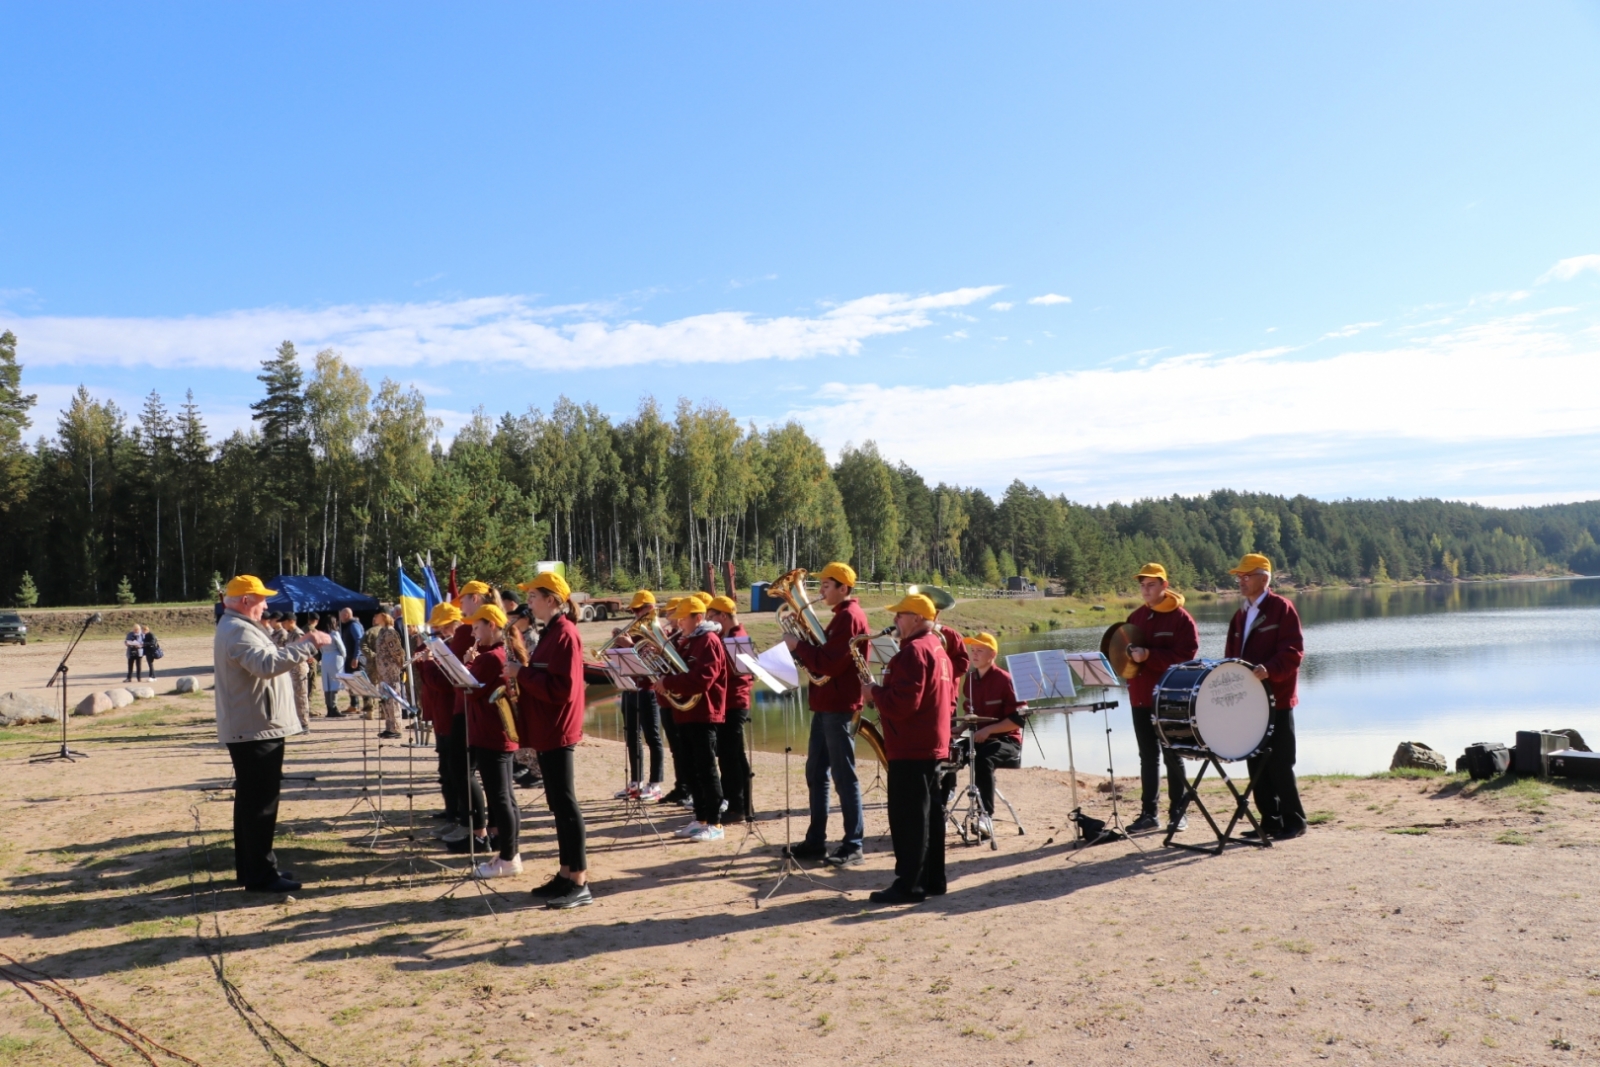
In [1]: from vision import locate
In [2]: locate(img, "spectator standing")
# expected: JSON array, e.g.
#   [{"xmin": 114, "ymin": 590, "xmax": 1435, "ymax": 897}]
[
  {"xmin": 141, "ymin": 625, "xmax": 162, "ymax": 680},
  {"xmin": 366, "ymin": 612, "xmax": 407, "ymax": 739},
  {"xmin": 338, "ymin": 608, "xmax": 372, "ymax": 717},
  {"xmin": 124, "ymin": 625, "xmax": 145, "ymax": 682},
  {"xmin": 318, "ymin": 613, "xmax": 347, "ymax": 718}
]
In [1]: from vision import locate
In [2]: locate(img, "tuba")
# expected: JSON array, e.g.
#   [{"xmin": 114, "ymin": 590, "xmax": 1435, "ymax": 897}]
[
  {"xmin": 609, "ymin": 610, "xmax": 701, "ymax": 713},
  {"xmin": 488, "ymin": 617, "xmax": 525, "ymax": 744},
  {"xmin": 768, "ymin": 568, "xmax": 831, "ymax": 685}
]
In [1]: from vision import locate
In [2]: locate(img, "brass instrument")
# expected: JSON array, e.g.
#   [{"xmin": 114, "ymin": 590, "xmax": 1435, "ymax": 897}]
[
  {"xmin": 768, "ymin": 568, "xmax": 831, "ymax": 685},
  {"xmin": 848, "ymin": 624, "xmax": 898, "ymax": 765},
  {"xmin": 488, "ymin": 618, "xmax": 525, "ymax": 743},
  {"xmin": 605, "ymin": 610, "xmax": 702, "ymax": 713}
]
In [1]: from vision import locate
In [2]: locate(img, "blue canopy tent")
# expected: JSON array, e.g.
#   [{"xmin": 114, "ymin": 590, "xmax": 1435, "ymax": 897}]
[{"xmin": 264, "ymin": 576, "xmax": 380, "ymax": 617}]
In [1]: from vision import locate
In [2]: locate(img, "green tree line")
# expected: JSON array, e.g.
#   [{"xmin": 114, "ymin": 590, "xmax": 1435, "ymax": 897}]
[{"xmin": 1, "ymin": 331, "xmax": 1598, "ymax": 607}]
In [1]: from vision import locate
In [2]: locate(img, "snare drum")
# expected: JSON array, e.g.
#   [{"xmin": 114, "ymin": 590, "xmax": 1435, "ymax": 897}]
[{"xmin": 1151, "ymin": 659, "xmax": 1272, "ymax": 761}]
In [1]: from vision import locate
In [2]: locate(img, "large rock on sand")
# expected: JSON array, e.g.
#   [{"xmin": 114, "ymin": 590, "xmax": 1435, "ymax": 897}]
[
  {"xmin": 130, "ymin": 686, "xmax": 156, "ymax": 700},
  {"xmin": 0, "ymin": 690, "xmax": 62, "ymax": 726},
  {"xmin": 105, "ymin": 688, "xmax": 136, "ymax": 708},
  {"xmin": 76, "ymin": 691, "xmax": 114, "ymax": 717},
  {"xmin": 1391, "ymin": 741, "xmax": 1449, "ymax": 772},
  {"xmin": 175, "ymin": 676, "xmax": 202, "ymax": 694}
]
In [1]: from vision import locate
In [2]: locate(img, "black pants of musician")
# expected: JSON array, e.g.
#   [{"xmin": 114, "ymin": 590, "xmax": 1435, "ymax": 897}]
[
  {"xmin": 659, "ymin": 705, "xmax": 692, "ymax": 797},
  {"xmin": 537, "ymin": 746, "xmax": 587, "ymax": 872},
  {"xmin": 472, "ymin": 747, "xmax": 520, "ymax": 860},
  {"xmin": 443, "ymin": 716, "xmax": 486, "ymax": 829},
  {"xmin": 226, "ymin": 739, "xmax": 286, "ymax": 887},
  {"xmin": 678, "ymin": 722, "xmax": 724, "ymax": 825},
  {"xmin": 435, "ymin": 737, "xmax": 458, "ymax": 821},
  {"xmin": 622, "ymin": 690, "xmax": 665, "ymax": 785},
  {"xmin": 973, "ymin": 734, "xmax": 1022, "ymax": 815},
  {"xmin": 886, "ymin": 759, "xmax": 946, "ymax": 896},
  {"xmin": 1131, "ymin": 705, "xmax": 1188, "ymax": 818},
  {"xmin": 716, "ymin": 707, "xmax": 752, "ymax": 821},
  {"xmin": 1247, "ymin": 708, "xmax": 1306, "ymax": 835}
]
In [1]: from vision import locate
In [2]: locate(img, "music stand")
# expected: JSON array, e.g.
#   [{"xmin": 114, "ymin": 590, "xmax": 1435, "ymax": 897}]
[
  {"xmin": 335, "ymin": 671, "xmax": 389, "ymax": 848},
  {"xmin": 720, "ymin": 657, "xmax": 790, "ymax": 877},
  {"xmin": 757, "ymin": 742, "xmax": 847, "ymax": 908},
  {"xmin": 425, "ymin": 643, "xmax": 505, "ymax": 916},
  {"xmin": 366, "ymin": 686, "xmax": 456, "ymax": 884},
  {"xmin": 34, "ymin": 612, "xmax": 99, "ymax": 763},
  {"xmin": 601, "ymin": 649, "xmax": 667, "ymax": 845}
]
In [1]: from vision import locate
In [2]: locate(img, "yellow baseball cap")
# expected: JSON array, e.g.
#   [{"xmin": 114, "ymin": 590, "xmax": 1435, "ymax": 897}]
[
  {"xmin": 630, "ymin": 589, "xmax": 656, "ymax": 610},
  {"xmin": 429, "ymin": 603, "xmax": 462, "ymax": 627},
  {"xmin": 1135, "ymin": 563, "xmax": 1168, "ymax": 582},
  {"xmin": 224, "ymin": 574, "xmax": 278, "ymax": 597},
  {"xmin": 1229, "ymin": 553, "xmax": 1273, "ymax": 576},
  {"xmin": 464, "ymin": 603, "xmax": 507, "ymax": 628},
  {"xmin": 818, "ymin": 561, "xmax": 857, "ymax": 588},
  {"xmin": 887, "ymin": 593, "xmax": 937, "ymax": 620},
  {"xmin": 460, "ymin": 580, "xmax": 491, "ymax": 596},
  {"xmin": 964, "ymin": 631, "xmax": 999, "ymax": 654},
  {"xmin": 673, "ymin": 595, "xmax": 708, "ymax": 620},
  {"xmin": 519, "ymin": 572, "xmax": 570, "ymax": 601},
  {"xmin": 706, "ymin": 595, "xmax": 738, "ymax": 614}
]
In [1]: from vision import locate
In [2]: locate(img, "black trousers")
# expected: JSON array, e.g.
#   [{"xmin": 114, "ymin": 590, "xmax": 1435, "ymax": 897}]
[
  {"xmin": 716, "ymin": 708, "xmax": 752, "ymax": 820},
  {"xmin": 227, "ymin": 739, "xmax": 286, "ymax": 887},
  {"xmin": 473, "ymin": 748, "xmax": 520, "ymax": 860},
  {"xmin": 435, "ymin": 739, "xmax": 458, "ymax": 820},
  {"xmin": 1247, "ymin": 708, "xmax": 1306, "ymax": 834},
  {"xmin": 126, "ymin": 652, "xmax": 143, "ymax": 681},
  {"xmin": 679, "ymin": 722, "xmax": 724, "ymax": 825},
  {"xmin": 660, "ymin": 704, "xmax": 690, "ymax": 794},
  {"xmin": 622, "ymin": 689, "xmax": 665, "ymax": 784},
  {"xmin": 443, "ymin": 716, "xmax": 486, "ymax": 829},
  {"xmin": 973, "ymin": 734, "xmax": 1022, "ymax": 815},
  {"xmin": 537, "ymin": 746, "xmax": 588, "ymax": 871},
  {"xmin": 886, "ymin": 759, "xmax": 945, "ymax": 895},
  {"xmin": 1131, "ymin": 705, "xmax": 1188, "ymax": 817}
]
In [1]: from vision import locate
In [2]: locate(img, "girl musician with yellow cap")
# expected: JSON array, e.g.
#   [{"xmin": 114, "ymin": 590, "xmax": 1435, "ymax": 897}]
[
  {"xmin": 416, "ymin": 602, "xmax": 466, "ymax": 828},
  {"xmin": 416, "ymin": 580, "xmax": 493, "ymax": 851},
  {"xmin": 705, "ymin": 594, "xmax": 753, "ymax": 822},
  {"xmin": 460, "ymin": 601, "xmax": 520, "ymax": 877},
  {"xmin": 1123, "ymin": 563, "xmax": 1199, "ymax": 834},
  {"xmin": 507, "ymin": 572, "xmax": 592, "ymax": 909},
  {"xmin": 653, "ymin": 595, "xmax": 728, "ymax": 842}
]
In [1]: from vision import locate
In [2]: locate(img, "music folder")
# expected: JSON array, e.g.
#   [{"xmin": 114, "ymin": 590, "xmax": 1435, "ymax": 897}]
[{"xmin": 426, "ymin": 637, "xmax": 482, "ymax": 689}]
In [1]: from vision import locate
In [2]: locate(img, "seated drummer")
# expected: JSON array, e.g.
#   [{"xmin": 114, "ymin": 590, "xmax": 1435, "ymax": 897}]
[
  {"xmin": 959, "ymin": 632, "xmax": 1024, "ymax": 837},
  {"xmin": 1123, "ymin": 563, "xmax": 1198, "ymax": 834}
]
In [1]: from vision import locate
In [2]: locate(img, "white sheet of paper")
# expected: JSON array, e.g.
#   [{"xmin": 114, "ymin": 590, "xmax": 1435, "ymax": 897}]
[
  {"xmin": 754, "ymin": 641, "xmax": 801, "ymax": 690},
  {"xmin": 737, "ymin": 651, "xmax": 788, "ymax": 693}
]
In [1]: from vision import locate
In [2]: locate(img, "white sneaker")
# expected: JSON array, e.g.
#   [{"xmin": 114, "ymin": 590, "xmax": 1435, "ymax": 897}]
[
  {"xmin": 977, "ymin": 814, "xmax": 994, "ymax": 840},
  {"xmin": 474, "ymin": 855, "xmax": 523, "ymax": 879},
  {"xmin": 614, "ymin": 782, "xmax": 640, "ymax": 799},
  {"xmin": 689, "ymin": 824, "xmax": 725, "ymax": 842},
  {"xmin": 675, "ymin": 820, "xmax": 705, "ymax": 838},
  {"xmin": 640, "ymin": 783, "xmax": 663, "ymax": 800},
  {"xmin": 719, "ymin": 799, "xmax": 729, "ymax": 814}
]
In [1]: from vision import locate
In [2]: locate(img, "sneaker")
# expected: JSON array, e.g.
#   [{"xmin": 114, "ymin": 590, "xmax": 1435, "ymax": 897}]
[
  {"xmin": 825, "ymin": 845, "xmax": 864, "ymax": 867},
  {"xmin": 640, "ymin": 783, "xmax": 663, "ymax": 801},
  {"xmin": 447, "ymin": 834, "xmax": 489, "ymax": 854},
  {"xmin": 474, "ymin": 855, "xmax": 523, "ymax": 879},
  {"xmin": 679, "ymin": 794, "xmax": 695, "ymax": 809},
  {"xmin": 1127, "ymin": 813, "xmax": 1160, "ymax": 834},
  {"xmin": 675, "ymin": 820, "xmax": 706, "ymax": 838},
  {"xmin": 531, "ymin": 874, "xmax": 574, "ymax": 899},
  {"xmin": 244, "ymin": 874, "xmax": 302, "ymax": 894},
  {"xmin": 432, "ymin": 823, "xmax": 462, "ymax": 841},
  {"xmin": 976, "ymin": 814, "xmax": 994, "ymax": 840},
  {"xmin": 614, "ymin": 783, "xmax": 642, "ymax": 799},
  {"xmin": 546, "ymin": 882, "xmax": 593, "ymax": 910},
  {"xmin": 783, "ymin": 841, "xmax": 828, "ymax": 861},
  {"xmin": 1166, "ymin": 814, "xmax": 1189, "ymax": 833},
  {"xmin": 378, "ymin": 730, "xmax": 401, "ymax": 740},
  {"xmin": 868, "ymin": 885, "xmax": 925, "ymax": 905},
  {"xmin": 660, "ymin": 787, "xmax": 688, "ymax": 805},
  {"xmin": 719, "ymin": 799, "xmax": 729, "ymax": 814},
  {"xmin": 688, "ymin": 824, "xmax": 725, "ymax": 842}
]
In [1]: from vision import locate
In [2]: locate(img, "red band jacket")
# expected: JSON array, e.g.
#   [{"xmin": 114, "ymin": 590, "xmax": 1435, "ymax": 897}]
[
  {"xmin": 720, "ymin": 622, "xmax": 754, "ymax": 713},
  {"xmin": 871, "ymin": 628, "xmax": 954, "ymax": 760},
  {"xmin": 661, "ymin": 625, "xmax": 728, "ymax": 725},
  {"xmin": 463, "ymin": 641, "xmax": 514, "ymax": 751},
  {"xmin": 1125, "ymin": 603, "xmax": 1200, "ymax": 707},
  {"xmin": 516, "ymin": 613, "xmax": 585, "ymax": 753},
  {"xmin": 1224, "ymin": 591, "xmax": 1304, "ymax": 709},
  {"xmin": 790, "ymin": 598, "xmax": 870, "ymax": 714},
  {"xmin": 963, "ymin": 665, "xmax": 1023, "ymax": 741}
]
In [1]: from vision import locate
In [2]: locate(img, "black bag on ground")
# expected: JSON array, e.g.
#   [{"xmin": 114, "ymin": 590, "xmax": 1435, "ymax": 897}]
[{"xmin": 1462, "ymin": 741, "xmax": 1511, "ymax": 780}]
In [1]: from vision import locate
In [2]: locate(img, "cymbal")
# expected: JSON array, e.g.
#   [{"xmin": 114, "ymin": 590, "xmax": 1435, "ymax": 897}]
[
  {"xmin": 906, "ymin": 584, "xmax": 957, "ymax": 611},
  {"xmin": 1099, "ymin": 621, "xmax": 1146, "ymax": 681}
]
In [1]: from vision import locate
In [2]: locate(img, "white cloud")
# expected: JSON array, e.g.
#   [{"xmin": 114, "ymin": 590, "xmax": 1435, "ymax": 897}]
[
  {"xmin": 1538, "ymin": 254, "xmax": 1600, "ymax": 284},
  {"xmin": 989, "ymin": 301, "xmax": 1015, "ymax": 311},
  {"xmin": 1320, "ymin": 321, "xmax": 1380, "ymax": 339},
  {"xmin": 3, "ymin": 286, "xmax": 1005, "ymax": 373},
  {"xmin": 1028, "ymin": 293, "xmax": 1072, "ymax": 306}
]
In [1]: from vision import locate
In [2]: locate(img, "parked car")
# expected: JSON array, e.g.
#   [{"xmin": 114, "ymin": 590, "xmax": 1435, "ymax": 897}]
[{"xmin": 0, "ymin": 612, "xmax": 27, "ymax": 645}]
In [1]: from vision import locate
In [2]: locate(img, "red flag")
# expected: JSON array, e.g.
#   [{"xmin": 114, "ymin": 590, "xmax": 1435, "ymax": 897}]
[{"xmin": 448, "ymin": 557, "xmax": 458, "ymax": 600}]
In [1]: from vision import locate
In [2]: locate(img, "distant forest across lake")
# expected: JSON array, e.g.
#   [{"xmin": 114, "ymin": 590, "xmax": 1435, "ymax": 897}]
[{"xmin": 2, "ymin": 333, "xmax": 1598, "ymax": 607}]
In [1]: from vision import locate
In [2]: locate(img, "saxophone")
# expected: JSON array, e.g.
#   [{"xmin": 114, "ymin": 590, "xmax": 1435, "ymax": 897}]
[
  {"xmin": 488, "ymin": 618, "xmax": 524, "ymax": 743},
  {"xmin": 847, "ymin": 625, "xmax": 897, "ymax": 764}
]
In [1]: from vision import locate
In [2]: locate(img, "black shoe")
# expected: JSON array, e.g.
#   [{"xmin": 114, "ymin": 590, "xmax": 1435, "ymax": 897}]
[
  {"xmin": 660, "ymin": 787, "xmax": 688, "ymax": 805},
  {"xmin": 1271, "ymin": 824, "xmax": 1307, "ymax": 840},
  {"xmin": 825, "ymin": 845, "xmax": 864, "ymax": 868},
  {"xmin": 432, "ymin": 810, "xmax": 455, "ymax": 821},
  {"xmin": 546, "ymin": 882, "xmax": 593, "ymax": 910},
  {"xmin": 447, "ymin": 835, "xmax": 490, "ymax": 855},
  {"xmin": 925, "ymin": 882, "xmax": 947, "ymax": 897},
  {"xmin": 326, "ymin": 710, "xmax": 345, "ymax": 719},
  {"xmin": 244, "ymin": 874, "xmax": 301, "ymax": 893},
  {"xmin": 1127, "ymin": 813, "xmax": 1160, "ymax": 833},
  {"xmin": 868, "ymin": 885, "xmax": 926, "ymax": 905},
  {"xmin": 783, "ymin": 841, "xmax": 828, "ymax": 861},
  {"xmin": 1166, "ymin": 814, "xmax": 1188, "ymax": 833},
  {"xmin": 531, "ymin": 874, "xmax": 574, "ymax": 899},
  {"xmin": 378, "ymin": 730, "xmax": 401, "ymax": 740},
  {"xmin": 235, "ymin": 869, "xmax": 295, "ymax": 885}
]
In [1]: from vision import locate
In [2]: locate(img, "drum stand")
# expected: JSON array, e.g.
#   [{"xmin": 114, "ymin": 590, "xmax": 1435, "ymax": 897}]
[
  {"xmin": 1163, "ymin": 753, "xmax": 1270, "ymax": 855},
  {"xmin": 944, "ymin": 731, "xmax": 1024, "ymax": 851},
  {"xmin": 757, "ymin": 747, "xmax": 847, "ymax": 908}
]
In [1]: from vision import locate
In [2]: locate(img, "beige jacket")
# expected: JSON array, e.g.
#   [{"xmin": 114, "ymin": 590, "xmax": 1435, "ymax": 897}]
[{"xmin": 214, "ymin": 609, "xmax": 316, "ymax": 744}]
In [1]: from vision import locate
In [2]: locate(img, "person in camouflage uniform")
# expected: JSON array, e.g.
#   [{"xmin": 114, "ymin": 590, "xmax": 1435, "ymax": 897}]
[
  {"xmin": 280, "ymin": 614, "xmax": 313, "ymax": 729},
  {"xmin": 366, "ymin": 612, "xmax": 408, "ymax": 739}
]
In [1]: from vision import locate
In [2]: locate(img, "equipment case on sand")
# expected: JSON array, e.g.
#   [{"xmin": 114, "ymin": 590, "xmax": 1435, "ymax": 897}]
[{"xmin": 1548, "ymin": 749, "xmax": 1600, "ymax": 781}]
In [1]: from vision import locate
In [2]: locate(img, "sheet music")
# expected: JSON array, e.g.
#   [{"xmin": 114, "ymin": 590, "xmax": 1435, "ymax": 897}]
[
  {"xmin": 736, "ymin": 651, "xmax": 789, "ymax": 693},
  {"xmin": 723, "ymin": 634, "xmax": 757, "ymax": 675},
  {"xmin": 1004, "ymin": 650, "xmax": 1079, "ymax": 705},
  {"xmin": 336, "ymin": 670, "xmax": 383, "ymax": 699},
  {"xmin": 426, "ymin": 637, "xmax": 482, "ymax": 689},
  {"xmin": 1063, "ymin": 651, "xmax": 1118, "ymax": 689},
  {"xmin": 604, "ymin": 647, "xmax": 657, "ymax": 678},
  {"xmin": 868, "ymin": 634, "xmax": 899, "ymax": 665}
]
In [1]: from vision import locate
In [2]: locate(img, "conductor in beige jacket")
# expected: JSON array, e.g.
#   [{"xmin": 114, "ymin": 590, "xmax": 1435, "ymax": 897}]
[{"xmin": 214, "ymin": 575, "xmax": 330, "ymax": 893}]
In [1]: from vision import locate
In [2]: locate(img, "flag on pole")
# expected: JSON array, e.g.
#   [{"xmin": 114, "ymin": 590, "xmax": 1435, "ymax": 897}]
[
  {"xmin": 398, "ymin": 568, "xmax": 428, "ymax": 628},
  {"xmin": 416, "ymin": 554, "xmax": 444, "ymax": 620}
]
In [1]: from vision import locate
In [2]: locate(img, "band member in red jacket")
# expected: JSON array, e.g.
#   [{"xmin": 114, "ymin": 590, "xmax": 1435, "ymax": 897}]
[
  {"xmin": 655, "ymin": 595, "xmax": 728, "ymax": 842},
  {"xmin": 414, "ymin": 595, "xmax": 488, "ymax": 851},
  {"xmin": 510, "ymin": 572, "xmax": 591, "ymax": 909},
  {"xmin": 1123, "ymin": 563, "xmax": 1201, "ymax": 834},
  {"xmin": 459, "ymin": 602, "xmax": 518, "ymax": 876},
  {"xmin": 960, "ymin": 632, "xmax": 1024, "ymax": 836},
  {"xmin": 866, "ymin": 593, "xmax": 954, "ymax": 905},
  {"xmin": 706, "ymin": 595, "xmax": 754, "ymax": 823},
  {"xmin": 785, "ymin": 561, "xmax": 871, "ymax": 866},
  {"xmin": 1224, "ymin": 553, "xmax": 1307, "ymax": 840},
  {"xmin": 416, "ymin": 602, "xmax": 465, "ymax": 829}
]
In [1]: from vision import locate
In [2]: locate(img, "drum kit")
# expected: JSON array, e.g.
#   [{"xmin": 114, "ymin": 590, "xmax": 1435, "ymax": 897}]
[{"xmin": 943, "ymin": 715, "xmax": 1026, "ymax": 849}]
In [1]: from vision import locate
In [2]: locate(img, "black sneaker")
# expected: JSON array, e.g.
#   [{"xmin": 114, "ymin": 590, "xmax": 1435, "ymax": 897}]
[
  {"xmin": 783, "ymin": 841, "xmax": 828, "ymax": 861},
  {"xmin": 447, "ymin": 835, "xmax": 490, "ymax": 855},
  {"xmin": 868, "ymin": 885, "xmax": 925, "ymax": 905},
  {"xmin": 546, "ymin": 882, "xmax": 593, "ymax": 910},
  {"xmin": 659, "ymin": 787, "xmax": 688, "ymax": 805},
  {"xmin": 531, "ymin": 874, "xmax": 574, "ymax": 899},
  {"xmin": 378, "ymin": 730, "xmax": 401, "ymax": 740},
  {"xmin": 825, "ymin": 845, "xmax": 864, "ymax": 868},
  {"xmin": 244, "ymin": 874, "xmax": 302, "ymax": 893},
  {"xmin": 1126, "ymin": 813, "xmax": 1160, "ymax": 833}
]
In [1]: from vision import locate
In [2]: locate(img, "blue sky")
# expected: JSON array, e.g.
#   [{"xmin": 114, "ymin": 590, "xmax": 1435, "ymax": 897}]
[{"xmin": 3, "ymin": 3, "xmax": 1599, "ymax": 504}]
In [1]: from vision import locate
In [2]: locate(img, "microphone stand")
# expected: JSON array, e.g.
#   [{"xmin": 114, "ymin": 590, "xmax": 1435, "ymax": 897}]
[{"xmin": 33, "ymin": 612, "xmax": 98, "ymax": 763}]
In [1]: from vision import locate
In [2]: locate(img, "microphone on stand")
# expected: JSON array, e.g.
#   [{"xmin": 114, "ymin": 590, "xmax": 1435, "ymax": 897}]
[{"xmin": 90, "ymin": 612, "xmax": 103, "ymax": 624}]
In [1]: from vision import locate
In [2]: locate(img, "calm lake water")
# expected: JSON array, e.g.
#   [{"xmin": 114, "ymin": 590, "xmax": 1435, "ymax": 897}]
[{"xmin": 583, "ymin": 578, "xmax": 1600, "ymax": 779}]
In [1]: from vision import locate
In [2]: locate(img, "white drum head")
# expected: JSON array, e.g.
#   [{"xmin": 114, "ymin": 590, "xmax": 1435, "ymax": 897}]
[{"xmin": 1192, "ymin": 661, "xmax": 1271, "ymax": 760}]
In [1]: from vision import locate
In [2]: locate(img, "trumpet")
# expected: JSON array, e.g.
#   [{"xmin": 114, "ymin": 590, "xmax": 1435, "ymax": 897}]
[
  {"xmin": 488, "ymin": 617, "xmax": 525, "ymax": 744},
  {"xmin": 768, "ymin": 568, "xmax": 831, "ymax": 685}
]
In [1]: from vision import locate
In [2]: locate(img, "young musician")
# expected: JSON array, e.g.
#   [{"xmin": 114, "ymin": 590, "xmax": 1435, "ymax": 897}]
[
  {"xmin": 1225, "ymin": 553, "xmax": 1308, "ymax": 840},
  {"xmin": 461, "ymin": 602, "xmax": 520, "ymax": 876},
  {"xmin": 1123, "ymin": 563, "xmax": 1200, "ymax": 833},
  {"xmin": 705, "ymin": 595, "xmax": 753, "ymax": 822},
  {"xmin": 416, "ymin": 602, "xmax": 465, "ymax": 831},
  {"xmin": 511, "ymin": 572, "xmax": 592, "ymax": 909},
  {"xmin": 960, "ymin": 632, "xmax": 1024, "ymax": 836},
  {"xmin": 424, "ymin": 582, "xmax": 491, "ymax": 850},
  {"xmin": 613, "ymin": 590, "xmax": 667, "ymax": 801},
  {"xmin": 656, "ymin": 597, "xmax": 693, "ymax": 808},
  {"xmin": 784, "ymin": 561, "xmax": 870, "ymax": 866},
  {"xmin": 654, "ymin": 595, "xmax": 727, "ymax": 842},
  {"xmin": 865, "ymin": 594, "xmax": 954, "ymax": 904}
]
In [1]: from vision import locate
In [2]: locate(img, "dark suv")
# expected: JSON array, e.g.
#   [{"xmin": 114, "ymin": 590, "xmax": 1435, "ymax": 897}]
[{"xmin": 0, "ymin": 612, "xmax": 26, "ymax": 645}]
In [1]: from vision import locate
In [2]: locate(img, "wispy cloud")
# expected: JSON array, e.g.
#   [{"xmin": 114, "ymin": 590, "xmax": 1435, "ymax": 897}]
[
  {"xmin": 1320, "ymin": 321, "xmax": 1380, "ymax": 339},
  {"xmin": 1027, "ymin": 293, "xmax": 1072, "ymax": 306},
  {"xmin": 3, "ymin": 286, "xmax": 1004, "ymax": 372},
  {"xmin": 1538, "ymin": 254, "xmax": 1600, "ymax": 284},
  {"xmin": 989, "ymin": 301, "xmax": 1015, "ymax": 311}
]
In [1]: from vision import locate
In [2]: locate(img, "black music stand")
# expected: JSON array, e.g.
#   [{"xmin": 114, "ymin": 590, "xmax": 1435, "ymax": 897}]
[
  {"xmin": 757, "ymin": 744, "xmax": 847, "ymax": 908},
  {"xmin": 366, "ymin": 688, "xmax": 455, "ymax": 884},
  {"xmin": 1163, "ymin": 754, "xmax": 1271, "ymax": 855},
  {"xmin": 33, "ymin": 613, "xmax": 99, "ymax": 763}
]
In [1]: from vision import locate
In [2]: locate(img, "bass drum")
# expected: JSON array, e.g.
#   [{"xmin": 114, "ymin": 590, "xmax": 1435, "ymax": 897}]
[{"xmin": 1152, "ymin": 659, "xmax": 1272, "ymax": 761}]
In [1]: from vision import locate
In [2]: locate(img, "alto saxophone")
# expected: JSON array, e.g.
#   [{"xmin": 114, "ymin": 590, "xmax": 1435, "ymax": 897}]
[{"xmin": 489, "ymin": 618, "xmax": 524, "ymax": 744}]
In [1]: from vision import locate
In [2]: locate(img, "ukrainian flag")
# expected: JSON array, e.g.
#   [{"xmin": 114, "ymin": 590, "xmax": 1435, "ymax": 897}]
[{"xmin": 398, "ymin": 568, "xmax": 428, "ymax": 628}]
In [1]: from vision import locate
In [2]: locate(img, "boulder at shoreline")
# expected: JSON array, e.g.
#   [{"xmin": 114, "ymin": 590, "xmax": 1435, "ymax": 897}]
[
  {"xmin": 0, "ymin": 690, "xmax": 62, "ymax": 726},
  {"xmin": 76, "ymin": 691, "xmax": 114, "ymax": 717}
]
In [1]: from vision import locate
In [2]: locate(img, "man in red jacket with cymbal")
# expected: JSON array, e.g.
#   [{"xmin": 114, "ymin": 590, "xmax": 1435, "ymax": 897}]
[{"xmin": 1123, "ymin": 563, "xmax": 1199, "ymax": 834}]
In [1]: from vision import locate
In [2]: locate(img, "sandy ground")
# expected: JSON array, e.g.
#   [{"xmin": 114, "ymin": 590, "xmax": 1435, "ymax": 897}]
[{"xmin": 1, "ymin": 643, "xmax": 1599, "ymax": 1065}]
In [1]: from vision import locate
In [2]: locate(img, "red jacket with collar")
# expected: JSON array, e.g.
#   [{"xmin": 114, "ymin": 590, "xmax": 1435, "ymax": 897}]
[
  {"xmin": 447, "ymin": 624, "xmax": 476, "ymax": 721},
  {"xmin": 871, "ymin": 628, "xmax": 954, "ymax": 760},
  {"xmin": 416, "ymin": 657, "xmax": 456, "ymax": 738},
  {"xmin": 720, "ymin": 622, "xmax": 754, "ymax": 712},
  {"xmin": 1224, "ymin": 591, "xmax": 1304, "ymax": 709},
  {"xmin": 463, "ymin": 641, "xmax": 514, "ymax": 751},
  {"xmin": 963, "ymin": 665, "xmax": 1023, "ymax": 740},
  {"xmin": 516, "ymin": 613, "xmax": 585, "ymax": 752},
  {"xmin": 661, "ymin": 625, "xmax": 727, "ymax": 725},
  {"xmin": 936, "ymin": 624, "xmax": 970, "ymax": 713},
  {"xmin": 1125, "ymin": 602, "xmax": 1200, "ymax": 707},
  {"xmin": 790, "ymin": 598, "xmax": 870, "ymax": 714}
]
